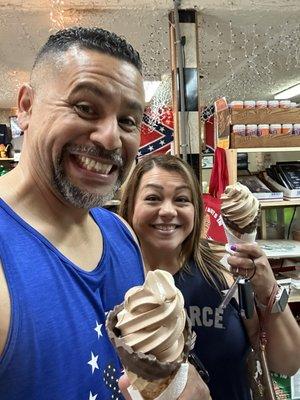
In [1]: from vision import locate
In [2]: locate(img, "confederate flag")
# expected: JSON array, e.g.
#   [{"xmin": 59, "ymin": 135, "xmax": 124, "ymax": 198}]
[{"xmin": 138, "ymin": 106, "xmax": 174, "ymax": 159}]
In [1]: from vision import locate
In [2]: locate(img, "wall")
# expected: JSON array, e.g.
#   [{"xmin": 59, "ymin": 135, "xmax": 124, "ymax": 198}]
[{"xmin": 0, "ymin": 108, "xmax": 17, "ymax": 125}]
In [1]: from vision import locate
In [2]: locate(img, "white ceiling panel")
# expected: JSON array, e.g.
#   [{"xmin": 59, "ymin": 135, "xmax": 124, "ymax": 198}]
[{"xmin": 0, "ymin": 0, "xmax": 299, "ymax": 108}]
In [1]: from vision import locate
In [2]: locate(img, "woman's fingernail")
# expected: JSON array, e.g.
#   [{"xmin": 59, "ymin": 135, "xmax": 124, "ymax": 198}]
[{"xmin": 230, "ymin": 245, "xmax": 237, "ymax": 251}]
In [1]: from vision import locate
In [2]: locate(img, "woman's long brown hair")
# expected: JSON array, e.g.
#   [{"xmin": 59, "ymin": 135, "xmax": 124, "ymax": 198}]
[{"xmin": 119, "ymin": 154, "xmax": 228, "ymax": 288}]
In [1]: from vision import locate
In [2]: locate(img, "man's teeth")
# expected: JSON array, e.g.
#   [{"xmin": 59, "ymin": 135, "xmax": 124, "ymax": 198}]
[
  {"xmin": 154, "ymin": 225, "xmax": 177, "ymax": 231},
  {"xmin": 77, "ymin": 155, "xmax": 113, "ymax": 174}
]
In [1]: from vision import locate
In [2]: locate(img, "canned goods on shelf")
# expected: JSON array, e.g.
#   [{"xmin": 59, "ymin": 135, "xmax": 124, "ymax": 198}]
[
  {"xmin": 269, "ymin": 124, "xmax": 282, "ymax": 135},
  {"xmin": 279, "ymin": 100, "xmax": 291, "ymax": 109},
  {"xmin": 244, "ymin": 100, "xmax": 255, "ymax": 109},
  {"xmin": 257, "ymin": 124, "xmax": 269, "ymax": 136},
  {"xmin": 256, "ymin": 100, "xmax": 268, "ymax": 108},
  {"xmin": 246, "ymin": 124, "xmax": 258, "ymax": 136},
  {"xmin": 232, "ymin": 124, "xmax": 246, "ymax": 136},
  {"xmin": 293, "ymin": 124, "xmax": 300, "ymax": 135},
  {"xmin": 230, "ymin": 101, "xmax": 244, "ymax": 110},
  {"xmin": 268, "ymin": 100, "xmax": 279, "ymax": 108},
  {"xmin": 282, "ymin": 124, "xmax": 293, "ymax": 135}
]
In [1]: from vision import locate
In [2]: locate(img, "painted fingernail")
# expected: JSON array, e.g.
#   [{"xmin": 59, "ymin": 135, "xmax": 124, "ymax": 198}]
[{"xmin": 230, "ymin": 245, "xmax": 237, "ymax": 251}]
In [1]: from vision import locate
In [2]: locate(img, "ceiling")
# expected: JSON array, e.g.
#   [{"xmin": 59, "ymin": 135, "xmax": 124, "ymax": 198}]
[{"xmin": 0, "ymin": 0, "xmax": 299, "ymax": 109}]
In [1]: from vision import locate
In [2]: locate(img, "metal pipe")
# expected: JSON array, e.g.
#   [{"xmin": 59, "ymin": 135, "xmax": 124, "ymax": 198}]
[{"xmin": 173, "ymin": 0, "xmax": 188, "ymax": 161}]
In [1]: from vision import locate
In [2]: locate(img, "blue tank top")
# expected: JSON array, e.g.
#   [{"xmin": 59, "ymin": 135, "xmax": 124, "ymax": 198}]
[
  {"xmin": 0, "ymin": 199, "xmax": 144, "ymax": 400},
  {"xmin": 174, "ymin": 261, "xmax": 251, "ymax": 400}
]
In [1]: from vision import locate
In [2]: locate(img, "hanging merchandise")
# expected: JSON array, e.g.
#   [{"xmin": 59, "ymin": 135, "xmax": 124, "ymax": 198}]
[{"xmin": 202, "ymin": 147, "xmax": 228, "ymax": 243}]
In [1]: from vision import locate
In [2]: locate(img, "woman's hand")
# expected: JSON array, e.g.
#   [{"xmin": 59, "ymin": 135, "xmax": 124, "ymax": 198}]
[
  {"xmin": 227, "ymin": 243, "xmax": 277, "ymax": 305},
  {"xmin": 118, "ymin": 363, "xmax": 211, "ymax": 400}
]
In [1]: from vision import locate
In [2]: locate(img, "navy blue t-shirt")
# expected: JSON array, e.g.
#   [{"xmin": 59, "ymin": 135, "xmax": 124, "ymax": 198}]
[{"xmin": 174, "ymin": 261, "xmax": 251, "ymax": 400}]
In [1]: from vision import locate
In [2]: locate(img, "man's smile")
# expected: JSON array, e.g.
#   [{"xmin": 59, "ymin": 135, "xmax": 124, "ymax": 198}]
[{"xmin": 74, "ymin": 154, "xmax": 114, "ymax": 175}]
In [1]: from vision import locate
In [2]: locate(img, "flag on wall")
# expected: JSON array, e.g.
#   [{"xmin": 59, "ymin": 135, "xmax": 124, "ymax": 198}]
[{"xmin": 138, "ymin": 106, "xmax": 174, "ymax": 159}]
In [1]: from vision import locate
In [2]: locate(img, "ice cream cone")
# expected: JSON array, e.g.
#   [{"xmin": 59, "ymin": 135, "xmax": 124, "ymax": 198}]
[
  {"xmin": 106, "ymin": 272, "xmax": 194, "ymax": 400},
  {"xmin": 220, "ymin": 183, "xmax": 260, "ymax": 267},
  {"xmin": 106, "ymin": 303, "xmax": 192, "ymax": 399},
  {"xmin": 221, "ymin": 182, "xmax": 260, "ymax": 237}
]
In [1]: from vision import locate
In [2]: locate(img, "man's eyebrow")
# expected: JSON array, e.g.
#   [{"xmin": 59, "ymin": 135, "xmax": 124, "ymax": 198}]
[
  {"xmin": 69, "ymin": 82, "xmax": 144, "ymax": 115},
  {"xmin": 125, "ymin": 99, "xmax": 145, "ymax": 116},
  {"xmin": 70, "ymin": 82, "xmax": 104, "ymax": 98}
]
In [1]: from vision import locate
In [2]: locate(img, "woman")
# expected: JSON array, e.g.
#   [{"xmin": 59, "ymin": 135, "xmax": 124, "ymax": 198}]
[{"xmin": 119, "ymin": 154, "xmax": 300, "ymax": 400}]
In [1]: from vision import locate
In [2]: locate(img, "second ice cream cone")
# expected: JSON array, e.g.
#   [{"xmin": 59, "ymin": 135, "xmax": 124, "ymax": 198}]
[
  {"xmin": 221, "ymin": 182, "xmax": 260, "ymax": 241},
  {"xmin": 220, "ymin": 183, "xmax": 260, "ymax": 267}
]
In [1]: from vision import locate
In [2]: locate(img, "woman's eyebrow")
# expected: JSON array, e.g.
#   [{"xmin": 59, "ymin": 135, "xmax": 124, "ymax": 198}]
[{"xmin": 144, "ymin": 183, "xmax": 190, "ymax": 191}]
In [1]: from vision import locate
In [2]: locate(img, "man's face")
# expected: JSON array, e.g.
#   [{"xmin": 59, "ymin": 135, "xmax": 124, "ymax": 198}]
[{"xmin": 22, "ymin": 48, "xmax": 145, "ymax": 208}]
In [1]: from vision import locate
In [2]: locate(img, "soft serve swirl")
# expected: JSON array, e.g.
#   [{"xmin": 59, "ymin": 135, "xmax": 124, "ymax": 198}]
[
  {"xmin": 116, "ymin": 270, "xmax": 186, "ymax": 363},
  {"xmin": 221, "ymin": 182, "xmax": 259, "ymax": 229}
]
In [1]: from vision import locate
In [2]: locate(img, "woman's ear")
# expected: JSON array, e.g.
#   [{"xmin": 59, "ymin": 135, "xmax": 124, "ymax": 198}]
[{"xmin": 17, "ymin": 84, "xmax": 34, "ymax": 132}]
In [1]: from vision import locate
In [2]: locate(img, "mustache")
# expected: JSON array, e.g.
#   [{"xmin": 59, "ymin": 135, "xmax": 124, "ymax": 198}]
[{"xmin": 66, "ymin": 144, "xmax": 123, "ymax": 167}]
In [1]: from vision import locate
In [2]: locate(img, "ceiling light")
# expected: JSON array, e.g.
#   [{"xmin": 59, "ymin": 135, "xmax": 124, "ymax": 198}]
[
  {"xmin": 143, "ymin": 81, "xmax": 161, "ymax": 103},
  {"xmin": 274, "ymin": 83, "xmax": 300, "ymax": 100}
]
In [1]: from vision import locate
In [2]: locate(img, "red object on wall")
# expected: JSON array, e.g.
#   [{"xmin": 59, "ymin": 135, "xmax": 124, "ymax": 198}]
[{"xmin": 204, "ymin": 115, "xmax": 215, "ymax": 151}]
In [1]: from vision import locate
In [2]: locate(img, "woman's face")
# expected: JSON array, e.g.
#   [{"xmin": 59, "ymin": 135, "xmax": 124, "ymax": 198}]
[{"xmin": 132, "ymin": 166, "xmax": 195, "ymax": 256}]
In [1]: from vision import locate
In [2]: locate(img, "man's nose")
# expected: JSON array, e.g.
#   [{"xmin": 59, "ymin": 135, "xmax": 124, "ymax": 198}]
[{"xmin": 89, "ymin": 117, "xmax": 122, "ymax": 151}]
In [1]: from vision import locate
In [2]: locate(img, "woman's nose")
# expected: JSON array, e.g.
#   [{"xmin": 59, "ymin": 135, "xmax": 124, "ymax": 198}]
[
  {"xmin": 159, "ymin": 201, "xmax": 177, "ymax": 217},
  {"xmin": 89, "ymin": 117, "xmax": 122, "ymax": 151}
]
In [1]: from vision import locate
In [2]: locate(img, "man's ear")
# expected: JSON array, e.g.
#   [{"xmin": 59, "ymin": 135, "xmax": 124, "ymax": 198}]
[{"xmin": 17, "ymin": 84, "xmax": 34, "ymax": 132}]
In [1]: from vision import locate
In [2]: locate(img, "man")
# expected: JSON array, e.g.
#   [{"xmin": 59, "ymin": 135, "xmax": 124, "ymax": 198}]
[{"xmin": 0, "ymin": 27, "xmax": 210, "ymax": 399}]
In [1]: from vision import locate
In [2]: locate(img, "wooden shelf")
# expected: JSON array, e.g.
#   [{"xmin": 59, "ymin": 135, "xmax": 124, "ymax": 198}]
[
  {"xmin": 0, "ymin": 157, "xmax": 14, "ymax": 161},
  {"xmin": 231, "ymin": 108, "xmax": 300, "ymax": 124},
  {"xmin": 236, "ymin": 147, "xmax": 300, "ymax": 153},
  {"xmin": 260, "ymin": 199, "xmax": 300, "ymax": 208},
  {"xmin": 229, "ymin": 109, "xmax": 300, "ymax": 148},
  {"xmin": 225, "ymin": 148, "xmax": 300, "ymax": 186},
  {"xmin": 256, "ymin": 240, "xmax": 300, "ymax": 259},
  {"xmin": 289, "ymin": 294, "xmax": 300, "ymax": 303}
]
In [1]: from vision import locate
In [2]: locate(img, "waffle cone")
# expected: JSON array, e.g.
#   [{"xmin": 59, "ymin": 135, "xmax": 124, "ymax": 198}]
[
  {"xmin": 126, "ymin": 370, "xmax": 175, "ymax": 399},
  {"xmin": 222, "ymin": 213, "xmax": 259, "ymax": 235},
  {"xmin": 106, "ymin": 303, "xmax": 193, "ymax": 383},
  {"xmin": 220, "ymin": 218, "xmax": 258, "ymax": 268},
  {"xmin": 222, "ymin": 217, "xmax": 257, "ymax": 244}
]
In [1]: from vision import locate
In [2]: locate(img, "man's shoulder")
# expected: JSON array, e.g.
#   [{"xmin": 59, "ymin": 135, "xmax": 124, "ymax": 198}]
[
  {"xmin": 91, "ymin": 207, "xmax": 139, "ymax": 243},
  {"xmin": 112, "ymin": 213, "xmax": 139, "ymax": 244}
]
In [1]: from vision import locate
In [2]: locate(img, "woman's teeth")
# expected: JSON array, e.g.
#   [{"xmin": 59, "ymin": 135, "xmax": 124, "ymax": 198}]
[
  {"xmin": 154, "ymin": 225, "xmax": 177, "ymax": 231},
  {"xmin": 77, "ymin": 155, "xmax": 113, "ymax": 174}
]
